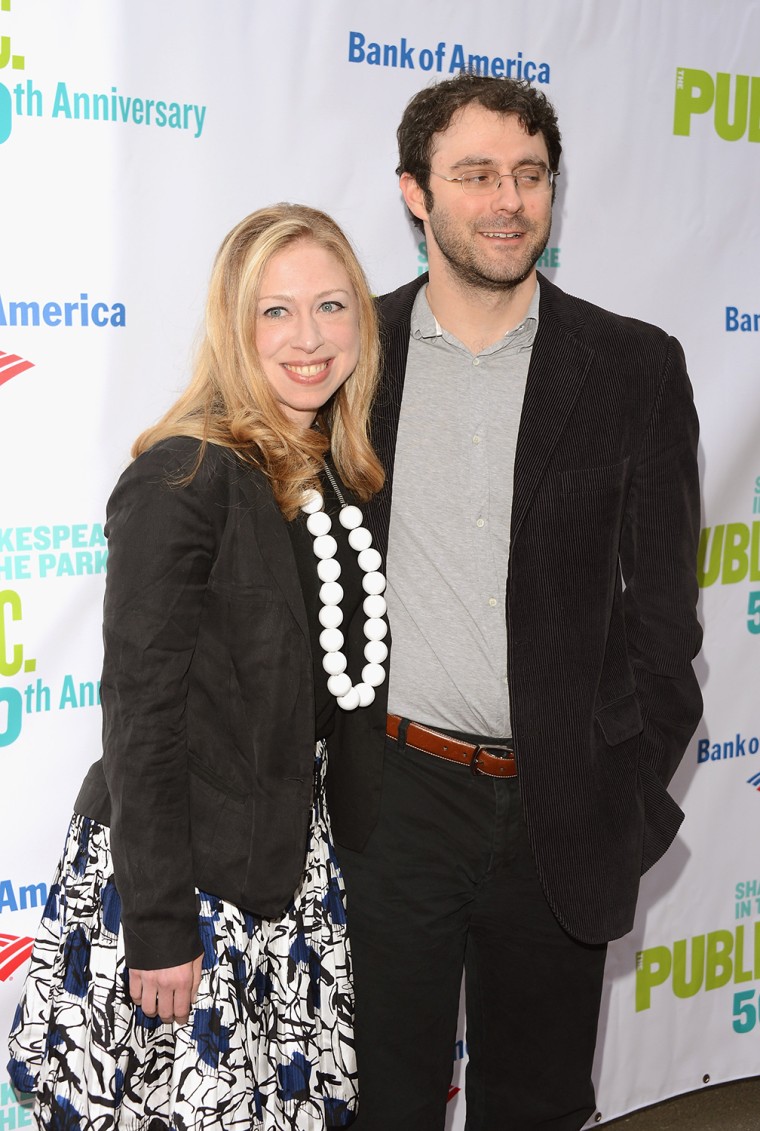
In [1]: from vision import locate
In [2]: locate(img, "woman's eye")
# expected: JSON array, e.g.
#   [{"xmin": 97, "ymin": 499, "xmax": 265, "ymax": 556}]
[
  {"xmin": 262, "ymin": 306, "xmax": 287, "ymax": 319},
  {"xmin": 320, "ymin": 300, "xmax": 345, "ymax": 314}
]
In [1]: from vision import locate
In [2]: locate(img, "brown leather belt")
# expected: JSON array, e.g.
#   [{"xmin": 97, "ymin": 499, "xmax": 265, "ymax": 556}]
[{"xmin": 386, "ymin": 714, "xmax": 517, "ymax": 778}]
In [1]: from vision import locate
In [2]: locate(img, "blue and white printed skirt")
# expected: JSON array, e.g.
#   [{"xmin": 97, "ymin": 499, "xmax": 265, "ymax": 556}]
[{"xmin": 7, "ymin": 745, "xmax": 357, "ymax": 1130}]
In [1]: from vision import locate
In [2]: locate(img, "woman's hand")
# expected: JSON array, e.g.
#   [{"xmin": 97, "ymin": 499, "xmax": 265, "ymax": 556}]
[{"xmin": 129, "ymin": 954, "xmax": 203, "ymax": 1024}]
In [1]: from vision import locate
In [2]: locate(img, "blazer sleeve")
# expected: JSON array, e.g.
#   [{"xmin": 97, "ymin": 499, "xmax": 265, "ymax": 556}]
[
  {"xmin": 101, "ymin": 439, "xmax": 218, "ymax": 970},
  {"xmin": 620, "ymin": 336, "xmax": 703, "ymax": 790}
]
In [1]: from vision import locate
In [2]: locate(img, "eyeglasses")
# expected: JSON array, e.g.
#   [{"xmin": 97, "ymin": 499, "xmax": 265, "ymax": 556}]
[{"xmin": 431, "ymin": 164, "xmax": 558, "ymax": 197}]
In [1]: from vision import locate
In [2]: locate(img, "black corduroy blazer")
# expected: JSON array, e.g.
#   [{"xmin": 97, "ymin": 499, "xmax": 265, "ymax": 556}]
[{"xmin": 326, "ymin": 273, "xmax": 703, "ymax": 945}]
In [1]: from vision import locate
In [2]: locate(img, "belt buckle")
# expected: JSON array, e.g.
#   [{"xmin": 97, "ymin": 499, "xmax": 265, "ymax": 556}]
[{"xmin": 469, "ymin": 743, "xmax": 513, "ymax": 776}]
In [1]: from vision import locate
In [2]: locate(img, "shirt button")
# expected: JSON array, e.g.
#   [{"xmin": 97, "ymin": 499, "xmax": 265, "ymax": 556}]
[
  {"xmin": 488, "ymin": 597, "xmax": 497, "ymax": 607},
  {"xmin": 473, "ymin": 358, "xmax": 480, "ymax": 366},
  {"xmin": 476, "ymin": 518, "xmax": 485, "ymax": 528},
  {"xmin": 472, "ymin": 435, "xmax": 481, "ymax": 444},
  {"xmin": 503, "ymin": 675, "xmax": 509, "ymax": 684}
]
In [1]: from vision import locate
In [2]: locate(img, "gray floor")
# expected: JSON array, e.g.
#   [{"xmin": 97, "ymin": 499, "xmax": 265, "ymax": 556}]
[{"xmin": 600, "ymin": 1077, "xmax": 760, "ymax": 1130}]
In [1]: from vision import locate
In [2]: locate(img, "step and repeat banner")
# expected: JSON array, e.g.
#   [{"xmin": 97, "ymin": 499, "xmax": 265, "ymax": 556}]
[{"xmin": 1, "ymin": 1, "xmax": 758, "ymax": 1125}]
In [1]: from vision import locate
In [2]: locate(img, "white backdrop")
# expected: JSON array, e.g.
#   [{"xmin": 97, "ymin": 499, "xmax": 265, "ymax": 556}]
[{"xmin": 1, "ymin": 2, "xmax": 759, "ymax": 1126}]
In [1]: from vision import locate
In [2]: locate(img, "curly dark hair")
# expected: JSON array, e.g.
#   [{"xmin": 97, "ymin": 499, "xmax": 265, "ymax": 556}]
[{"xmin": 396, "ymin": 72, "xmax": 562, "ymax": 216}]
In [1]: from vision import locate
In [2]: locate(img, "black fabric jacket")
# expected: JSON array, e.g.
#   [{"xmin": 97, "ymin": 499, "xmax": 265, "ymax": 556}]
[{"xmin": 326, "ymin": 273, "xmax": 703, "ymax": 946}]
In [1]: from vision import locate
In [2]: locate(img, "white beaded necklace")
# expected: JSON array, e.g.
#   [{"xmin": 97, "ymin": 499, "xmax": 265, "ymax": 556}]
[{"xmin": 300, "ymin": 464, "xmax": 387, "ymax": 711}]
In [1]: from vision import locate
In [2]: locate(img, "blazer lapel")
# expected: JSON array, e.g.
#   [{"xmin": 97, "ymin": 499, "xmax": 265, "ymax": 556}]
[
  {"xmin": 511, "ymin": 277, "xmax": 595, "ymax": 541},
  {"xmin": 365, "ymin": 274, "xmax": 427, "ymax": 553},
  {"xmin": 237, "ymin": 471, "xmax": 310, "ymax": 642}
]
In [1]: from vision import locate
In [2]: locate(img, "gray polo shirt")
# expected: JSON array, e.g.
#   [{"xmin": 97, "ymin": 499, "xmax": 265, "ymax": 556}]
[{"xmin": 386, "ymin": 282, "xmax": 538, "ymax": 737}]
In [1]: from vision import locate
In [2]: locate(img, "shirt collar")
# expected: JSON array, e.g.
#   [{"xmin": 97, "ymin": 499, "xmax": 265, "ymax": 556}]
[{"xmin": 411, "ymin": 280, "xmax": 540, "ymax": 355}]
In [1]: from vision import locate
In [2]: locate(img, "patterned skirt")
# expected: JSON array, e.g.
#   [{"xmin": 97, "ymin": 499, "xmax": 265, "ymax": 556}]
[{"xmin": 7, "ymin": 745, "xmax": 357, "ymax": 1130}]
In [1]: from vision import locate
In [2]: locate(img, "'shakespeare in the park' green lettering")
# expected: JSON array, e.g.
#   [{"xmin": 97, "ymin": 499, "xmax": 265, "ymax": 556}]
[{"xmin": 636, "ymin": 922, "xmax": 760, "ymax": 1012}]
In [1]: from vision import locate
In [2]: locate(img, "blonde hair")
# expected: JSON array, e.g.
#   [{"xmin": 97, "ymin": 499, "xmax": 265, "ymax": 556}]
[{"xmin": 134, "ymin": 203, "xmax": 384, "ymax": 517}]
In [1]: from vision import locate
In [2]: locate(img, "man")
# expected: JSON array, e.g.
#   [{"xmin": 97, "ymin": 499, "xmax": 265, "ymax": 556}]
[{"xmin": 326, "ymin": 72, "xmax": 702, "ymax": 1131}]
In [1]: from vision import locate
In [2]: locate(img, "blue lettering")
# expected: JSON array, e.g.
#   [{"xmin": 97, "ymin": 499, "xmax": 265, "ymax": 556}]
[
  {"xmin": 400, "ymin": 38, "xmax": 414, "ymax": 68},
  {"xmin": 348, "ymin": 31, "xmax": 365, "ymax": 63},
  {"xmin": 0, "ymin": 879, "xmax": 18, "ymax": 912},
  {"xmin": 449, "ymin": 44, "xmax": 465, "ymax": 72}
]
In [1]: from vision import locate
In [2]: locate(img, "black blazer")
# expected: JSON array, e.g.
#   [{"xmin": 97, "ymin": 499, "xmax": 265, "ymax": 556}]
[
  {"xmin": 326, "ymin": 273, "xmax": 703, "ymax": 946},
  {"xmin": 76, "ymin": 437, "xmax": 348, "ymax": 970}
]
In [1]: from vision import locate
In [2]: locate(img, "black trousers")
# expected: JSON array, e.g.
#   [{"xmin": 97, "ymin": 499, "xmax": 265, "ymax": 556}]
[{"xmin": 336, "ymin": 733, "xmax": 608, "ymax": 1131}]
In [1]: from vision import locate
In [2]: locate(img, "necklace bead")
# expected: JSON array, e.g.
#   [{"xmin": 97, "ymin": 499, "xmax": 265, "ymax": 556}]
[
  {"xmin": 337, "ymin": 686, "xmax": 361, "ymax": 711},
  {"xmin": 362, "ymin": 571, "xmax": 386, "ymax": 596},
  {"xmin": 313, "ymin": 534, "xmax": 338, "ymax": 560},
  {"xmin": 363, "ymin": 594, "xmax": 386, "ymax": 618},
  {"xmin": 357, "ymin": 548, "xmax": 382, "ymax": 573},
  {"xmin": 323, "ymin": 651, "xmax": 347, "ymax": 676},
  {"xmin": 319, "ymin": 580, "xmax": 343, "ymax": 606},
  {"xmin": 364, "ymin": 639, "xmax": 388, "ymax": 664},
  {"xmin": 301, "ymin": 490, "xmax": 324, "ymax": 514},
  {"xmin": 319, "ymin": 627, "xmax": 344, "ymax": 652},
  {"xmin": 362, "ymin": 662, "xmax": 385, "ymax": 687},
  {"xmin": 364, "ymin": 617, "xmax": 388, "ymax": 641},
  {"xmin": 355, "ymin": 683, "xmax": 375, "ymax": 708},
  {"xmin": 318, "ymin": 605, "xmax": 343, "ymax": 629},
  {"xmin": 327, "ymin": 672, "xmax": 352, "ymax": 697},
  {"xmin": 338, "ymin": 505, "xmax": 363, "ymax": 530},
  {"xmin": 306, "ymin": 511, "xmax": 332, "ymax": 537},
  {"xmin": 348, "ymin": 527, "xmax": 372, "ymax": 552},
  {"xmin": 317, "ymin": 558, "xmax": 341, "ymax": 583}
]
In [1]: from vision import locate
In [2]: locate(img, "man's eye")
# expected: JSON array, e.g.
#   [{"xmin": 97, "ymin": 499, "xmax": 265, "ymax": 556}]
[
  {"xmin": 516, "ymin": 168, "xmax": 545, "ymax": 186},
  {"xmin": 463, "ymin": 172, "xmax": 495, "ymax": 187}
]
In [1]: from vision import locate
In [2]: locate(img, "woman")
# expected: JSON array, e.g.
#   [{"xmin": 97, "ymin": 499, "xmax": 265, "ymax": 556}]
[{"xmin": 7, "ymin": 203, "xmax": 387, "ymax": 1130}]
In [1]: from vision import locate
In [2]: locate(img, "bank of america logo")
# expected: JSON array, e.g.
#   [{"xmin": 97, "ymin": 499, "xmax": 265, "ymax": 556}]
[
  {"xmin": 0, "ymin": 934, "xmax": 34, "ymax": 981},
  {"xmin": 0, "ymin": 349, "xmax": 34, "ymax": 387},
  {"xmin": 748, "ymin": 772, "xmax": 760, "ymax": 793}
]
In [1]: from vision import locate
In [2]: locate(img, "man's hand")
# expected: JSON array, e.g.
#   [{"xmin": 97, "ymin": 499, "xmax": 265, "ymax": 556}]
[{"xmin": 129, "ymin": 954, "xmax": 203, "ymax": 1024}]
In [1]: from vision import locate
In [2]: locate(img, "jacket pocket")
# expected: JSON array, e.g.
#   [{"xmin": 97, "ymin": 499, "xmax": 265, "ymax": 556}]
[
  {"xmin": 188, "ymin": 758, "xmax": 249, "ymax": 878},
  {"xmin": 595, "ymin": 692, "xmax": 643, "ymax": 746},
  {"xmin": 561, "ymin": 458, "xmax": 629, "ymax": 496}
]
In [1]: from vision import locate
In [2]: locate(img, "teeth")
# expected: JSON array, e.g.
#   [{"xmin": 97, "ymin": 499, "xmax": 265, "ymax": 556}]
[
  {"xmin": 285, "ymin": 362, "xmax": 328, "ymax": 376},
  {"xmin": 483, "ymin": 232, "xmax": 519, "ymax": 239}
]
